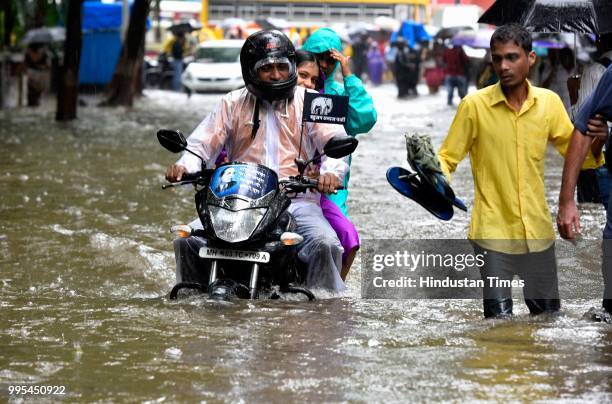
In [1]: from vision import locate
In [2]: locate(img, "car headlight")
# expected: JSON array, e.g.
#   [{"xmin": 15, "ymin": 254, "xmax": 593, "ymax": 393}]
[
  {"xmin": 209, "ymin": 206, "xmax": 267, "ymax": 243},
  {"xmin": 183, "ymin": 71, "xmax": 193, "ymax": 81}
]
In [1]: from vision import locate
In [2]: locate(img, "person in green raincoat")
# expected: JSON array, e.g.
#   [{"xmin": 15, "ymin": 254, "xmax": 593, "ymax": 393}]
[{"xmin": 303, "ymin": 28, "xmax": 378, "ymax": 216}]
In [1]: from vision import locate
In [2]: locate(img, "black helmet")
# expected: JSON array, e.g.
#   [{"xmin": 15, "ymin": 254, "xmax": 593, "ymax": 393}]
[{"xmin": 240, "ymin": 30, "xmax": 297, "ymax": 102}]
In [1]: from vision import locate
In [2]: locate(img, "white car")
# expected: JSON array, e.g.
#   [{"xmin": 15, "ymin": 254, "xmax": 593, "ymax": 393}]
[{"xmin": 181, "ymin": 39, "xmax": 244, "ymax": 93}]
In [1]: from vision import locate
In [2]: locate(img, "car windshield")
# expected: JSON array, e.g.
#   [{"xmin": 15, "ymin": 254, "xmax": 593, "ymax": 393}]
[{"xmin": 195, "ymin": 47, "xmax": 241, "ymax": 63}]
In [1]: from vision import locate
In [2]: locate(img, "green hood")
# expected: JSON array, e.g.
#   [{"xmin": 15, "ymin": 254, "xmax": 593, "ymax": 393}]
[
  {"xmin": 302, "ymin": 28, "xmax": 342, "ymax": 54},
  {"xmin": 302, "ymin": 28, "xmax": 342, "ymax": 85}
]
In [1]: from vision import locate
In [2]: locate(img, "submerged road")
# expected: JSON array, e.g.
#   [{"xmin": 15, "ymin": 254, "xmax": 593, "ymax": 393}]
[{"xmin": 0, "ymin": 84, "xmax": 610, "ymax": 401}]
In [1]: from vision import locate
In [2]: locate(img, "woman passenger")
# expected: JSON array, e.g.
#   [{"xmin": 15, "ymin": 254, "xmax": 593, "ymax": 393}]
[{"xmin": 295, "ymin": 49, "xmax": 360, "ymax": 281}]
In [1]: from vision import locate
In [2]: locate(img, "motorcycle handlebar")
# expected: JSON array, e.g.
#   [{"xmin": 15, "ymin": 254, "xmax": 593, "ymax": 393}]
[
  {"xmin": 304, "ymin": 177, "xmax": 345, "ymax": 191},
  {"xmin": 180, "ymin": 171, "xmax": 203, "ymax": 181},
  {"xmin": 281, "ymin": 177, "xmax": 345, "ymax": 192},
  {"xmin": 163, "ymin": 172, "xmax": 345, "ymax": 192},
  {"xmin": 161, "ymin": 170, "xmax": 210, "ymax": 190}
]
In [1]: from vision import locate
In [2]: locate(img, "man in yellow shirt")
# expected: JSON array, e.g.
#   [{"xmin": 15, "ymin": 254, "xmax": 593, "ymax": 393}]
[
  {"xmin": 437, "ymin": 24, "xmax": 607, "ymax": 318},
  {"xmin": 161, "ymin": 31, "xmax": 193, "ymax": 91}
]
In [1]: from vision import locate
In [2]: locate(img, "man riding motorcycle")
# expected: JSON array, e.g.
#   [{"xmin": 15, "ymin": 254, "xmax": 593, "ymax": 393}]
[{"xmin": 165, "ymin": 30, "xmax": 349, "ymax": 293}]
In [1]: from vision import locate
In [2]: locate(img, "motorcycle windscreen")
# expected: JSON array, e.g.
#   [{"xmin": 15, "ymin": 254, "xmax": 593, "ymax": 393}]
[{"xmin": 209, "ymin": 163, "xmax": 277, "ymax": 200}]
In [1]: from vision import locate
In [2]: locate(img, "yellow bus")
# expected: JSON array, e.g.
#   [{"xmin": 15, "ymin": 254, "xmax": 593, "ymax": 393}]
[{"xmin": 205, "ymin": 0, "xmax": 430, "ymax": 24}]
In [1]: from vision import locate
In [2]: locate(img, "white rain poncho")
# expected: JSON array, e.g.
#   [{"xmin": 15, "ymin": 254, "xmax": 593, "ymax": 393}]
[
  {"xmin": 174, "ymin": 86, "xmax": 349, "ymax": 292},
  {"xmin": 177, "ymin": 86, "xmax": 347, "ymax": 184}
]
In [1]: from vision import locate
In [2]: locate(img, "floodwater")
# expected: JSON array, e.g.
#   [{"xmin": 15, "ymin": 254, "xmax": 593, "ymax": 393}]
[{"xmin": 1, "ymin": 86, "xmax": 610, "ymax": 402}]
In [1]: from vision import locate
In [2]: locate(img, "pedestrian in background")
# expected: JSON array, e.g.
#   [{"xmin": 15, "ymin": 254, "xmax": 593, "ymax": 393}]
[
  {"xmin": 394, "ymin": 38, "xmax": 413, "ymax": 98},
  {"xmin": 384, "ymin": 40, "xmax": 397, "ymax": 82},
  {"xmin": 443, "ymin": 42, "xmax": 469, "ymax": 106},
  {"xmin": 423, "ymin": 41, "xmax": 445, "ymax": 94},
  {"xmin": 350, "ymin": 33, "xmax": 369, "ymax": 80},
  {"xmin": 367, "ymin": 42, "xmax": 384, "ymax": 86},
  {"xmin": 162, "ymin": 31, "xmax": 189, "ymax": 91},
  {"xmin": 476, "ymin": 50, "xmax": 498, "ymax": 89},
  {"xmin": 406, "ymin": 44, "xmax": 421, "ymax": 96},
  {"xmin": 542, "ymin": 47, "xmax": 576, "ymax": 114},
  {"xmin": 24, "ymin": 43, "xmax": 50, "ymax": 107}
]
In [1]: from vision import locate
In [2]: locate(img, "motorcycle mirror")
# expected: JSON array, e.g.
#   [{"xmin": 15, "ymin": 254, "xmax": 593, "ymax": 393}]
[
  {"xmin": 157, "ymin": 129, "xmax": 187, "ymax": 153},
  {"xmin": 323, "ymin": 136, "xmax": 358, "ymax": 159}
]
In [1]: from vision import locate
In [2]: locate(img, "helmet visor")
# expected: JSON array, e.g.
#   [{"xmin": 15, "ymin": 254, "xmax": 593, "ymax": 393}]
[{"xmin": 253, "ymin": 56, "xmax": 294, "ymax": 74}]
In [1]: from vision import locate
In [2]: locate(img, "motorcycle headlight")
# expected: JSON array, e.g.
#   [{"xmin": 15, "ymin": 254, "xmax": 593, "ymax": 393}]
[{"xmin": 208, "ymin": 206, "xmax": 267, "ymax": 243}]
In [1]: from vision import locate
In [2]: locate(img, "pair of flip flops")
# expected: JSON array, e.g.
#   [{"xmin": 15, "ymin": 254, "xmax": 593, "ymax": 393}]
[{"xmin": 387, "ymin": 134, "xmax": 467, "ymax": 221}]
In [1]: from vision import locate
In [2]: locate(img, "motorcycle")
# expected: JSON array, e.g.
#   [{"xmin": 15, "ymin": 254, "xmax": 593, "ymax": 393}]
[
  {"xmin": 144, "ymin": 53, "xmax": 193, "ymax": 91},
  {"xmin": 157, "ymin": 129, "xmax": 358, "ymax": 301}
]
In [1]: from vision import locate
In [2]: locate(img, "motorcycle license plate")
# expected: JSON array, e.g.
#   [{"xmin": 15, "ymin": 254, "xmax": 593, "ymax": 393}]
[{"xmin": 199, "ymin": 247, "xmax": 270, "ymax": 264}]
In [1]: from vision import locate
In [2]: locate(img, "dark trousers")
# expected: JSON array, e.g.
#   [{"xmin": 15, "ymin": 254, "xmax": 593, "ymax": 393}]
[
  {"xmin": 445, "ymin": 75, "xmax": 467, "ymax": 105},
  {"xmin": 27, "ymin": 83, "xmax": 43, "ymax": 106},
  {"xmin": 602, "ymin": 241, "xmax": 612, "ymax": 313},
  {"xmin": 602, "ymin": 169, "xmax": 612, "ymax": 312},
  {"xmin": 473, "ymin": 244, "xmax": 560, "ymax": 318},
  {"xmin": 577, "ymin": 166, "xmax": 610, "ymax": 208},
  {"xmin": 396, "ymin": 74, "xmax": 410, "ymax": 98}
]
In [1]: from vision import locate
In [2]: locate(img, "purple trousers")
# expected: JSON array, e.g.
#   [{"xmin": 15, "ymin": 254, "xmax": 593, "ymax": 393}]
[{"xmin": 320, "ymin": 195, "xmax": 360, "ymax": 264}]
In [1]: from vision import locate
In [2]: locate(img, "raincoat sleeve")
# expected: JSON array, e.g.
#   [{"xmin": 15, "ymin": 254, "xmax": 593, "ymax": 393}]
[
  {"xmin": 548, "ymin": 93, "xmax": 603, "ymax": 169},
  {"xmin": 437, "ymin": 99, "xmax": 476, "ymax": 181},
  {"xmin": 320, "ymin": 155, "xmax": 349, "ymax": 183},
  {"xmin": 176, "ymin": 96, "xmax": 232, "ymax": 172},
  {"xmin": 308, "ymin": 121, "xmax": 347, "ymax": 181},
  {"xmin": 343, "ymin": 75, "xmax": 378, "ymax": 136}
]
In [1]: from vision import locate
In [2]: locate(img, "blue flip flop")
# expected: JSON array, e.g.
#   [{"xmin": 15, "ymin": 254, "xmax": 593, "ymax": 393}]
[
  {"xmin": 406, "ymin": 155, "xmax": 468, "ymax": 212},
  {"xmin": 387, "ymin": 166, "xmax": 455, "ymax": 221}
]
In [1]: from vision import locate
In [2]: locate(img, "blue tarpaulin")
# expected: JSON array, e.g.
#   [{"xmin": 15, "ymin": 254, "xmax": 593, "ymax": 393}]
[
  {"xmin": 83, "ymin": 1, "xmax": 123, "ymax": 30},
  {"xmin": 390, "ymin": 21, "xmax": 431, "ymax": 49},
  {"xmin": 79, "ymin": 1, "xmax": 123, "ymax": 85}
]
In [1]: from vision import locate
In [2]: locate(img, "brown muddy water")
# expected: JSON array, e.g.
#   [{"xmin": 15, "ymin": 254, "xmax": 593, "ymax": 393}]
[{"xmin": 0, "ymin": 86, "xmax": 610, "ymax": 402}]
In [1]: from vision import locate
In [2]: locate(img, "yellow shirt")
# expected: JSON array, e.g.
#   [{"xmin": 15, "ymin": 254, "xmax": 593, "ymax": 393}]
[
  {"xmin": 162, "ymin": 36, "xmax": 192, "ymax": 57},
  {"xmin": 437, "ymin": 81, "xmax": 601, "ymax": 254}
]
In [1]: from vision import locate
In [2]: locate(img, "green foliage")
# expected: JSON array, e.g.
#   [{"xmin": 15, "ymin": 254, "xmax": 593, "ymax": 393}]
[
  {"xmin": 0, "ymin": 0, "xmax": 64, "ymax": 48},
  {"xmin": 46, "ymin": 0, "xmax": 62, "ymax": 26}
]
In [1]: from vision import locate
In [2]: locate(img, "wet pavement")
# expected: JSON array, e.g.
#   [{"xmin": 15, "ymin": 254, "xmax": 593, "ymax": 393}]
[{"xmin": 0, "ymin": 84, "xmax": 610, "ymax": 401}]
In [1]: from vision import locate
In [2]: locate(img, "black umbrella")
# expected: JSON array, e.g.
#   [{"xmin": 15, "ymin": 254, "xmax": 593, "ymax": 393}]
[
  {"xmin": 593, "ymin": 0, "xmax": 612, "ymax": 34},
  {"xmin": 479, "ymin": 0, "xmax": 611, "ymax": 34},
  {"xmin": 479, "ymin": 0, "xmax": 611, "ymax": 75},
  {"xmin": 168, "ymin": 21, "xmax": 201, "ymax": 34},
  {"xmin": 434, "ymin": 26, "xmax": 473, "ymax": 41},
  {"xmin": 255, "ymin": 18, "xmax": 280, "ymax": 31},
  {"xmin": 21, "ymin": 27, "xmax": 65, "ymax": 45}
]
